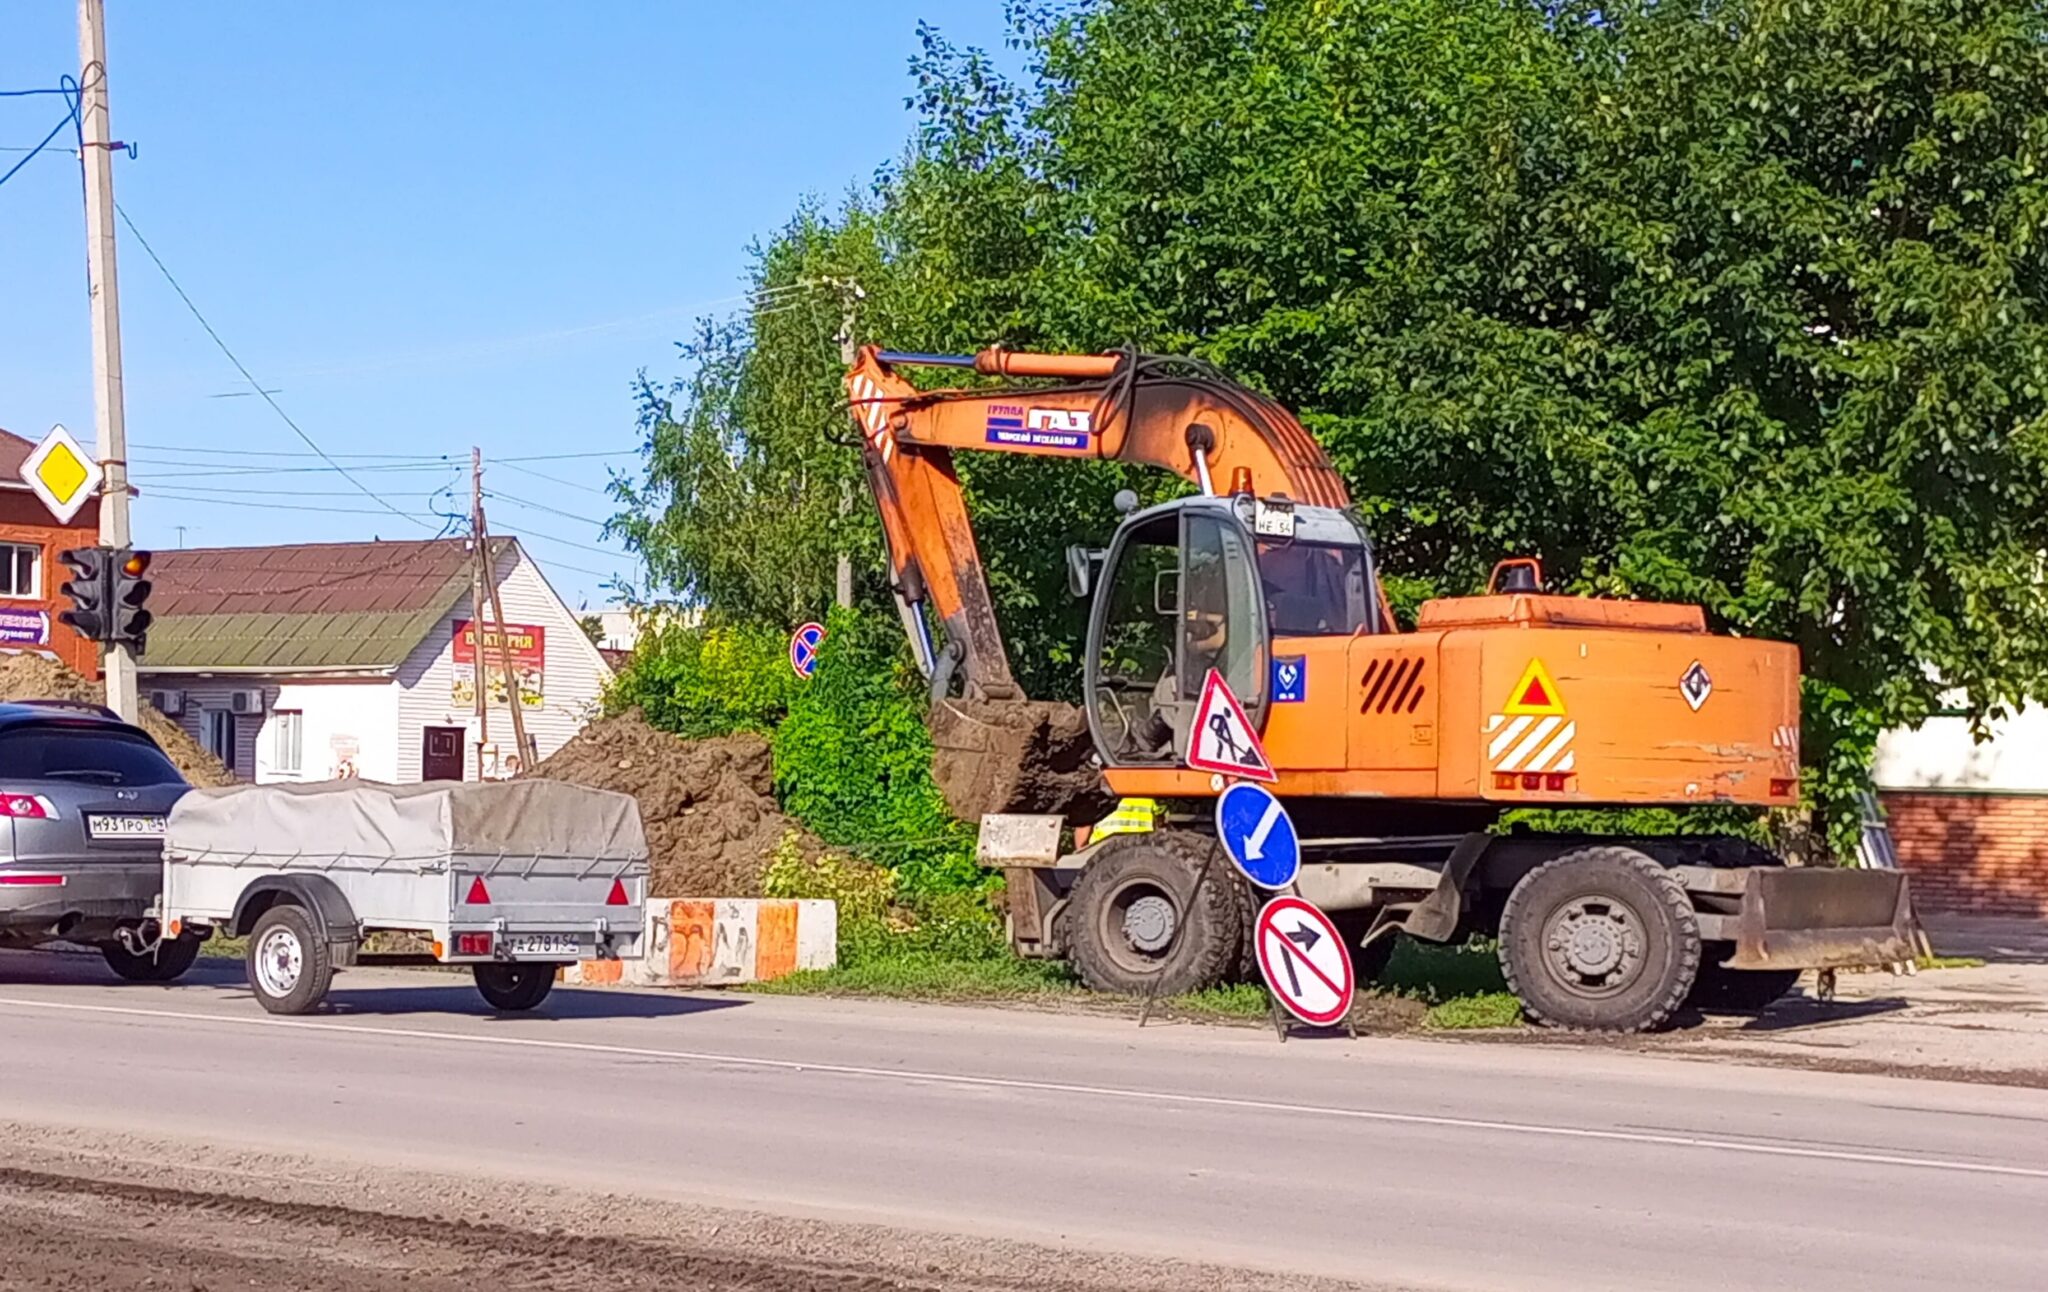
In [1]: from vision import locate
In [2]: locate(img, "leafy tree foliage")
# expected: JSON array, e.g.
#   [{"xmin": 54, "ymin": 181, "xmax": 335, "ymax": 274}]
[{"xmin": 617, "ymin": 0, "xmax": 2048, "ymax": 847}]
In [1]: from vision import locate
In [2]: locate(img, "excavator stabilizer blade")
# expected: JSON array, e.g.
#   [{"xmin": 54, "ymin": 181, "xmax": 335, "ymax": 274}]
[{"xmin": 1723, "ymin": 867, "xmax": 1916, "ymax": 971}]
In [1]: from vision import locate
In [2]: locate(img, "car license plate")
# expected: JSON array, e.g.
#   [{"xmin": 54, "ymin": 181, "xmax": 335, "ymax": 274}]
[
  {"xmin": 505, "ymin": 934, "xmax": 580, "ymax": 958},
  {"xmin": 86, "ymin": 814, "xmax": 166, "ymax": 839}
]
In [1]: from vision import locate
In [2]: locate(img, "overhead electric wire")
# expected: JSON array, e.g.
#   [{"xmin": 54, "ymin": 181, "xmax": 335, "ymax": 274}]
[
  {"xmin": 498, "ymin": 459, "xmax": 611, "ymax": 494},
  {"xmin": 487, "ymin": 523, "xmax": 621, "ymax": 558},
  {"xmin": 483, "ymin": 488, "xmax": 612, "ymax": 527},
  {"xmin": 141, "ymin": 489, "xmax": 445, "ymax": 519},
  {"xmin": 112, "ymin": 201, "xmax": 432, "ymax": 531},
  {"xmin": 0, "ymin": 111, "xmax": 73, "ymax": 189}
]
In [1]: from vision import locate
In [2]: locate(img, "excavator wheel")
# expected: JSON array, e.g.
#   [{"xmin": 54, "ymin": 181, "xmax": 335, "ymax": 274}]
[
  {"xmin": 1063, "ymin": 831, "xmax": 1246, "ymax": 997},
  {"xmin": 1498, "ymin": 845, "xmax": 1701, "ymax": 1033}
]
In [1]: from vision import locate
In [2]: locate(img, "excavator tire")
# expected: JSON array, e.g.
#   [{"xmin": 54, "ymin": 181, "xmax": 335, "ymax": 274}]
[
  {"xmin": 1499, "ymin": 845, "xmax": 1701, "ymax": 1033},
  {"xmin": 1688, "ymin": 949, "xmax": 1802, "ymax": 1014},
  {"xmin": 1063, "ymin": 831, "xmax": 1245, "ymax": 997}
]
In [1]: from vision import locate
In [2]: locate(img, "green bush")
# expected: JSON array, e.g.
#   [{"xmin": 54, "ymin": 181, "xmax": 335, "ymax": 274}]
[
  {"xmin": 771, "ymin": 608, "xmax": 978, "ymax": 894},
  {"xmin": 605, "ymin": 619, "xmax": 798, "ymax": 738}
]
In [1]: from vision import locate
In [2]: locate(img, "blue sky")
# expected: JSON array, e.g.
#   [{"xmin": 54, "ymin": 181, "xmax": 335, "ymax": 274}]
[{"xmin": 0, "ymin": 2, "xmax": 1013, "ymax": 610}]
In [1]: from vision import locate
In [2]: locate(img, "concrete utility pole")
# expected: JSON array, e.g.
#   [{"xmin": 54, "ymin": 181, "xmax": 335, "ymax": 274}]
[
  {"xmin": 468, "ymin": 449, "xmax": 491, "ymax": 774},
  {"xmin": 78, "ymin": 0, "xmax": 136, "ymax": 721},
  {"xmin": 833, "ymin": 285, "xmax": 861, "ymax": 610}
]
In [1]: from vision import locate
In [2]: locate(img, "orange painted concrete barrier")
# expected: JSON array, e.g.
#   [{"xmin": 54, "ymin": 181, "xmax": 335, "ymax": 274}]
[{"xmin": 562, "ymin": 898, "xmax": 836, "ymax": 988}]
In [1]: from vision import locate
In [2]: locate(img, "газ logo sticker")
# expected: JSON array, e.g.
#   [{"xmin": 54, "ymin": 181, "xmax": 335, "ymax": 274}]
[{"xmin": 985, "ymin": 404, "xmax": 1095, "ymax": 451}]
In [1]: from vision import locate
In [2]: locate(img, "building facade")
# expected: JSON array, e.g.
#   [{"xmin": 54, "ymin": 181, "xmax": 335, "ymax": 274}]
[
  {"xmin": 1875, "ymin": 710, "xmax": 2048, "ymax": 919},
  {"xmin": 139, "ymin": 537, "xmax": 610, "ymax": 783}
]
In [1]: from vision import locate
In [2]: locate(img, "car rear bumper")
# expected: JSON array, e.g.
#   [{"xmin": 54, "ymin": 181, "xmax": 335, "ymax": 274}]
[{"xmin": 0, "ymin": 862, "xmax": 161, "ymax": 937}]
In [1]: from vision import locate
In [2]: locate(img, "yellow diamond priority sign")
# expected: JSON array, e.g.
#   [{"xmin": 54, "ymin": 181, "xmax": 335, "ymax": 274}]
[{"xmin": 19, "ymin": 424, "xmax": 103, "ymax": 525}]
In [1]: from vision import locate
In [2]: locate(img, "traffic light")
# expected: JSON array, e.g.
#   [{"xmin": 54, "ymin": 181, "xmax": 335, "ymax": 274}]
[
  {"xmin": 113, "ymin": 548, "xmax": 152, "ymax": 652},
  {"xmin": 57, "ymin": 547, "xmax": 112, "ymax": 642}
]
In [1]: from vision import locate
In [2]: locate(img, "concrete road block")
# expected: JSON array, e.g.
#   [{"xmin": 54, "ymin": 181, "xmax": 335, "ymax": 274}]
[{"xmin": 565, "ymin": 898, "xmax": 836, "ymax": 988}]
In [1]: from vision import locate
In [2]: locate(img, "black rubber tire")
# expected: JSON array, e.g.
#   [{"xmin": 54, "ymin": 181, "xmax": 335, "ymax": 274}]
[
  {"xmin": 473, "ymin": 963, "xmax": 556, "ymax": 1011},
  {"xmin": 246, "ymin": 903, "xmax": 335, "ymax": 1016},
  {"xmin": 1328, "ymin": 909, "xmax": 1400, "ymax": 986},
  {"xmin": 1065, "ymin": 831, "xmax": 1245, "ymax": 997},
  {"xmin": 1499, "ymin": 845, "xmax": 1701, "ymax": 1033},
  {"xmin": 1689, "ymin": 949, "xmax": 1802, "ymax": 1014},
  {"xmin": 100, "ymin": 931, "xmax": 203, "ymax": 983}
]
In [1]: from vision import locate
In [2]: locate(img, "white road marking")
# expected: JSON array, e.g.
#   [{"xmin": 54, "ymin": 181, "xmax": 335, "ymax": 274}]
[{"xmin": 2, "ymin": 995, "xmax": 2044, "ymax": 1183}]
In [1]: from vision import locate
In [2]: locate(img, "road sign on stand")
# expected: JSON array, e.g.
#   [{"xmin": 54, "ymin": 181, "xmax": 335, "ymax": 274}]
[
  {"xmin": 1254, "ymin": 895, "xmax": 1355, "ymax": 1028},
  {"xmin": 789, "ymin": 622, "xmax": 826, "ymax": 679},
  {"xmin": 1215, "ymin": 781, "xmax": 1299, "ymax": 889},
  {"xmin": 19, "ymin": 424, "xmax": 103, "ymax": 525},
  {"xmin": 1186, "ymin": 669, "xmax": 1275, "ymax": 781}
]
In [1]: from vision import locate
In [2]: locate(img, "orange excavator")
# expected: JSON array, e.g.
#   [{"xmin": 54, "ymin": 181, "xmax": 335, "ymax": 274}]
[{"xmin": 844, "ymin": 345, "xmax": 1915, "ymax": 1031}]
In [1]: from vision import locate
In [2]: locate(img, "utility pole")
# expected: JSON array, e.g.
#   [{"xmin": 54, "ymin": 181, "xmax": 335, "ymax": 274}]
[
  {"xmin": 472, "ymin": 450, "xmax": 532, "ymax": 774},
  {"xmin": 833, "ymin": 284, "xmax": 861, "ymax": 611},
  {"xmin": 468, "ymin": 449, "xmax": 491, "ymax": 776},
  {"xmin": 78, "ymin": 0, "xmax": 136, "ymax": 721}
]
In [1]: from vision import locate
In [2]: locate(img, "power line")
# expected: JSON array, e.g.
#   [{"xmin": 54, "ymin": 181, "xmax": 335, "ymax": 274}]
[
  {"xmin": 0, "ymin": 112, "xmax": 73, "ymax": 189},
  {"xmin": 142, "ymin": 489, "xmax": 444, "ymax": 519},
  {"xmin": 112, "ymin": 201, "xmax": 433, "ymax": 531},
  {"xmin": 484, "ymin": 488, "xmax": 612, "ymax": 528},
  {"xmin": 131, "ymin": 443, "xmax": 463, "ymax": 460},
  {"xmin": 499, "ymin": 459, "xmax": 611, "ymax": 494},
  {"xmin": 491, "ymin": 523, "xmax": 622, "ymax": 558}
]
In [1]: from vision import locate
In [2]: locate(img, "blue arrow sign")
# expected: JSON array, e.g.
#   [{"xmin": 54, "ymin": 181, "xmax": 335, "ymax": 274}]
[{"xmin": 1215, "ymin": 781, "xmax": 1300, "ymax": 890}]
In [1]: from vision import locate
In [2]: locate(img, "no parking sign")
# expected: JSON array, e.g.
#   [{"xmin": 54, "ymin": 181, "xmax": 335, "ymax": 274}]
[{"xmin": 789, "ymin": 622, "xmax": 826, "ymax": 679}]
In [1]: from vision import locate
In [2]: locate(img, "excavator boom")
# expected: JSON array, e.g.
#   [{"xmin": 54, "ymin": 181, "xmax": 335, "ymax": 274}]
[{"xmin": 845, "ymin": 346, "xmax": 1348, "ymax": 700}]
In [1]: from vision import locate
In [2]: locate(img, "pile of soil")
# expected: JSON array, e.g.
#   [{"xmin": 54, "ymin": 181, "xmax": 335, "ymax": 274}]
[
  {"xmin": 927, "ymin": 697, "xmax": 1115, "ymax": 824},
  {"xmin": 528, "ymin": 710, "xmax": 818, "ymax": 898},
  {"xmin": 0, "ymin": 652, "xmax": 236, "ymax": 788}
]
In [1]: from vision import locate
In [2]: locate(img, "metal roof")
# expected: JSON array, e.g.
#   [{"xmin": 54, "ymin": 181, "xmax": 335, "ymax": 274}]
[{"xmin": 142, "ymin": 538, "xmax": 507, "ymax": 673}]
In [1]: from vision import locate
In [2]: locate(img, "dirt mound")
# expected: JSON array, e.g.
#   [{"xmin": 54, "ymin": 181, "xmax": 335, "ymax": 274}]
[
  {"xmin": 0, "ymin": 652, "xmax": 236, "ymax": 788},
  {"xmin": 528, "ymin": 711, "xmax": 817, "ymax": 898},
  {"xmin": 927, "ymin": 697, "xmax": 1114, "ymax": 824}
]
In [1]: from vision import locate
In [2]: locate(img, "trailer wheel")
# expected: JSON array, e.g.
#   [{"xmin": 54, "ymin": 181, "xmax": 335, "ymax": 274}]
[
  {"xmin": 473, "ymin": 963, "xmax": 556, "ymax": 1012},
  {"xmin": 101, "ymin": 931, "xmax": 203, "ymax": 984},
  {"xmin": 1499, "ymin": 846, "xmax": 1700, "ymax": 1033},
  {"xmin": 1064, "ymin": 832, "xmax": 1244, "ymax": 997},
  {"xmin": 1688, "ymin": 951, "xmax": 1801, "ymax": 1014},
  {"xmin": 246, "ymin": 904, "xmax": 334, "ymax": 1015}
]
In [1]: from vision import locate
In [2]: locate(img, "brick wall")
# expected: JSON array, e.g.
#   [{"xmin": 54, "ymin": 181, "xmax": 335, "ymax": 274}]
[{"xmin": 1881, "ymin": 791, "xmax": 2048, "ymax": 919}]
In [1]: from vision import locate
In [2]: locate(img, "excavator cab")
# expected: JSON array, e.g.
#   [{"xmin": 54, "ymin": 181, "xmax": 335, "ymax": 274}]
[{"xmin": 1083, "ymin": 495, "xmax": 1377, "ymax": 766}]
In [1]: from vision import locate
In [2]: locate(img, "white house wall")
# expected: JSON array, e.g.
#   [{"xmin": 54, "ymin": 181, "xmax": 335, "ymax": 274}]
[
  {"xmin": 392, "ymin": 545, "xmax": 611, "ymax": 781},
  {"xmin": 160, "ymin": 678, "xmax": 398, "ymax": 784},
  {"xmin": 1874, "ymin": 707, "xmax": 2048, "ymax": 794}
]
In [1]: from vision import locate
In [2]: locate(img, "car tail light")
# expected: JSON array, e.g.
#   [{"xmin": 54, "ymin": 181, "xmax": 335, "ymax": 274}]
[
  {"xmin": 455, "ymin": 931, "xmax": 493, "ymax": 957},
  {"xmin": 464, "ymin": 876, "xmax": 491, "ymax": 904},
  {"xmin": 606, "ymin": 878, "xmax": 630, "ymax": 906},
  {"xmin": 0, "ymin": 794, "xmax": 56, "ymax": 819}
]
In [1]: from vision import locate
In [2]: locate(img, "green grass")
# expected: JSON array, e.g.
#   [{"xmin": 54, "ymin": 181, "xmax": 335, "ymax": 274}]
[
  {"xmin": 1915, "ymin": 953, "xmax": 1986, "ymax": 971},
  {"xmin": 1423, "ymin": 992, "xmax": 1524, "ymax": 1030},
  {"xmin": 198, "ymin": 933, "xmax": 247, "ymax": 962}
]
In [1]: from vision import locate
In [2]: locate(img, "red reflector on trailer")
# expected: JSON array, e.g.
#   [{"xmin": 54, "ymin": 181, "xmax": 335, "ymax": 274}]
[
  {"xmin": 606, "ymin": 878, "xmax": 630, "ymax": 906},
  {"xmin": 455, "ymin": 931, "xmax": 493, "ymax": 956},
  {"xmin": 465, "ymin": 876, "xmax": 491, "ymax": 905}
]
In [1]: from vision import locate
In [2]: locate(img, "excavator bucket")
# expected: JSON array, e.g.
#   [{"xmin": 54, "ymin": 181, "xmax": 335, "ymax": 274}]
[
  {"xmin": 1721, "ymin": 867, "xmax": 1917, "ymax": 971},
  {"xmin": 926, "ymin": 697, "xmax": 1115, "ymax": 824}
]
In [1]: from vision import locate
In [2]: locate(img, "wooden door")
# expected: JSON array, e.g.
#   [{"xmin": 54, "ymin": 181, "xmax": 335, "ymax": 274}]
[{"xmin": 421, "ymin": 726, "xmax": 465, "ymax": 782}]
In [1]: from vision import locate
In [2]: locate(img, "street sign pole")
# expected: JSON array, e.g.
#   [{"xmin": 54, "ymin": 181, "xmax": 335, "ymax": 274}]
[{"xmin": 78, "ymin": 0, "xmax": 137, "ymax": 721}]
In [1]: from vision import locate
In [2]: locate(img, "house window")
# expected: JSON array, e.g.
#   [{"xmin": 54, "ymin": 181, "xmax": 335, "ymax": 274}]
[
  {"xmin": 203, "ymin": 710, "xmax": 237, "ymax": 774},
  {"xmin": 271, "ymin": 710, "xmax": 303, "ymax": 775},
  {"xmin": 0, "ymin": 543, "xmax": 39, "ymax": 599}
]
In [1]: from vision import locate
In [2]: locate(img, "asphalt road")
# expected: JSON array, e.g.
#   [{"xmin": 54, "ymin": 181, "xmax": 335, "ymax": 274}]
[{"xmin": 2, "ymin": 951, "xmax": 2045, "ymax": 1292}]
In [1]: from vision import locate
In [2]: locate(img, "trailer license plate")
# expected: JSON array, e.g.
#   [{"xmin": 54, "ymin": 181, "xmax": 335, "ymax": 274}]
[
  {"xmin": 506, "ymin": 934, "xmax": 580, "ymax": 958},
  {"xmin": 85, "ymin": 814, "xmax": 166, "ymax": 839}
]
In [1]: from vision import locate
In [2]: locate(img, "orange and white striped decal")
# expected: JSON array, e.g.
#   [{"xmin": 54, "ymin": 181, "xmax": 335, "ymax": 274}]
[
  {"xmin": 847, "ymin": 373, "xmax": 896, "ymax": 462},
  {"xmin": 1484, "ymin": 712, "xmax": 1577, "ymax": 774}
]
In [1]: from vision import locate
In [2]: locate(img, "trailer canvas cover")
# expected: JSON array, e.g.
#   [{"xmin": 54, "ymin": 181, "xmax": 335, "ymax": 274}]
[{"xmin": 166, "ymin": 779, "xmax": 648, "ymax": 865}]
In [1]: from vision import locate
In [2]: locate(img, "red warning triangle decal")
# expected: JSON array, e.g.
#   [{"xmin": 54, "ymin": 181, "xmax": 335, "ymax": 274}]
[
  {"xmin": 606, "ymin": 878, "xmax": 630, "ymax": 906},
  {"xmin": 1503, "ymin": 658, "xmax": 1566, "ymax": 717},
  {"xmin": 465, "ymin": 876, "xmax": 491, "ymax": 905},
  {"xmin": 1186, "ymin": 670, "xmax": 1277, "ymax": 782}
]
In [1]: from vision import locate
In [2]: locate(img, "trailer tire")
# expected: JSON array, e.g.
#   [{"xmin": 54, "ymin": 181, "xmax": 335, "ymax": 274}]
[
  {"xmin": 1064, "ymin": 832, "xmax": 1243, "ymax": 997},
  {"xmin": 1499, "ymin": 846, "xmax": 1700, "ymax": 1033},
  {"xmin": 246, "ymin": 903, "xmax": 334, "ymax": 1016},
  {"xmin": 473, "ymin": 963, "xmax": 555, "ymax": 1012},
  {"xmin": 101, "ymin": 931, "xmax": 203, "ymax": 984},
  {"xmin": 1688, "ymin": 951, "xmax": 1801, "ymax": 1014}
]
